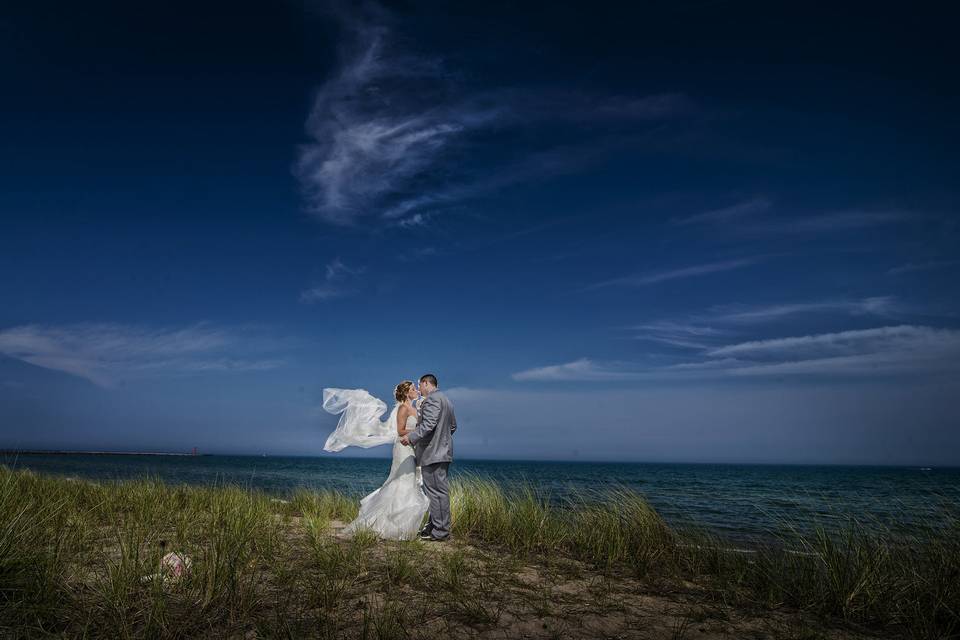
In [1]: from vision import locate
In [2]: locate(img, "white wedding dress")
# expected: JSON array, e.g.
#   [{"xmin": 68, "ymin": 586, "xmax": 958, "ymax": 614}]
[{"xmin": 322, "ymin": 389, "xmax": 429, "ymax": 540}]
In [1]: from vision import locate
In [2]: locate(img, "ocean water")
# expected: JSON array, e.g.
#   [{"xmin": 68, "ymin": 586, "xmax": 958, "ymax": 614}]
[{"xmin": 6, "ymin": 453, "xmax": 959, "ymax": 543}]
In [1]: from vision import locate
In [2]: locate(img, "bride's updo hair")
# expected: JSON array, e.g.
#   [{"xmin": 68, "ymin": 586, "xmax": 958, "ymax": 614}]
[{"xmin": 394, "ymin": 380, "xmax": 414, "ymax": 403}]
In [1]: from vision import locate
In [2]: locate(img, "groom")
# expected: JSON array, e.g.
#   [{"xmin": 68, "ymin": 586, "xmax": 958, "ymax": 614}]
[{"xmin": 401, "ymin": 373, "xmax": 456, "ymax": 541}]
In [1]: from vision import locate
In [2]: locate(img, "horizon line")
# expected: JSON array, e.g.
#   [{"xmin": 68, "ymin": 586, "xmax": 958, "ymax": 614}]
[{"xmin": 1, "ymin": 448, "xmax": 955, "ymax": 469}]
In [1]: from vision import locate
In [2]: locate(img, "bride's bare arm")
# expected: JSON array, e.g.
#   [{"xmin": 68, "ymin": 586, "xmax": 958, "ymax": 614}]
[{"xmin": 396, "ymin": 405, "xmax": 412, "ymax": 436}]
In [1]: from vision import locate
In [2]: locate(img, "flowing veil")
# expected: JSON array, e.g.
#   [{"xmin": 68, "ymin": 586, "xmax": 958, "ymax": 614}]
[{"xmin": 322, "ymin": 388, "xmax": 399, "ymax": 452}]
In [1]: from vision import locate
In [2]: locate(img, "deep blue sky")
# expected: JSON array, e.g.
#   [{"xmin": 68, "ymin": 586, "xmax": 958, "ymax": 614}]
[{"xmin": 2, "ymin": 1, "xmax": 958, "ymax": 464}]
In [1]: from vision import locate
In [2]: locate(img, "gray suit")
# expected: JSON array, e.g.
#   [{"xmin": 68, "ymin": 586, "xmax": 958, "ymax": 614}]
[{"xmin": 408, "ymin": 390, "xmax": 456, "ymax": 538}]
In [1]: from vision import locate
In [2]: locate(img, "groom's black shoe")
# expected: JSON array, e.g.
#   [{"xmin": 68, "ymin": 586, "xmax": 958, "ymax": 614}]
[{"xmin": 417, "ymin": 525, "xmax": 433, "ymax": 538}]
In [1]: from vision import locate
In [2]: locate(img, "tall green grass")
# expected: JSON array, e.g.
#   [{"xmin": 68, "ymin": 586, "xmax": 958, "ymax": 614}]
[
  {"xmin": 450, "ymin": 476, "xmax": 959, "ymax": 638},
  {"xmin": 451, "ymin": 477, "xmax": 673, "ymax": 572},
  {"xmin": 1, "ymin": 466, "xmax": 957, "ymax": 639},
  {"xmin": 0, "ymin": 467, "xmax": 289, "ymax": 637}
]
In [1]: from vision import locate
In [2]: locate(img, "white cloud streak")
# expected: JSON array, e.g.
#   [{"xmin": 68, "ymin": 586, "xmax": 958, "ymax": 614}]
[
  {"xmin": 514, "ymin": 325, "xmax": 960, "ymax": 382},
  {"xmin": 591, "ymin": 257, "xmax": 760, "ymax": 289},
  {"xmin": 887, "ymin": 260, "xmax": 960, "ymax": 276},
  {"xmin": 512, "ymin": 358, "xmax": 645, "ymax": 382},
  {"xmin": 671, "ymin": 196, "xmax": 911, "ymax": 237},
  {"xmin": 0, "ymin": 323, "xmax": 284, "ymax": 387},
  {"xmin": 629, "ymin": 296, "xmax": 899, "ymax": 350},
  {"xmin": 672, "ymin": 196, "xmax": 772, "ymax": 225},
  {"xmin": 706, "ymin": 324, "xmax": 953, "ymax": 359},
  {"xmin": 706, "ymin": 296, "xmax": 897, "ymax": 324},
  {"xmin": 630, "ymin": 321, "xmax": 730, "ymax": 350}
]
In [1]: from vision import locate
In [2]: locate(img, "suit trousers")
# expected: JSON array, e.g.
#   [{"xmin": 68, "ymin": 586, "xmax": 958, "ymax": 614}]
[{"xmin": 420, "ymin": 462, "xmax": 451, "ymax": 539}]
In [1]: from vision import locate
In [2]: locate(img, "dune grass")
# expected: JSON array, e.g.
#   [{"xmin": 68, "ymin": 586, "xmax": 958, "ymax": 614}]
[
  {"xmin": 0, "ymin": 465, "xmax": 958, "ymax": 639},
  {"xmin": 452, "ymin": 476, "xmax": 960, "ymax": 637}
]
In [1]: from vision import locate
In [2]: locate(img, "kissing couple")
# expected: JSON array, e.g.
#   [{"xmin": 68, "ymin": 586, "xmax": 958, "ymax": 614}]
[{"xmin": 321, "ymin": 374, "xmax": 457, "ymax": 541}]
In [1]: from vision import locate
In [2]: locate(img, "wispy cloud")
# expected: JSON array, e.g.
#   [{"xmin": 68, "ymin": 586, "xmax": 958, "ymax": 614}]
[
  {"xmin": 512, "ymin": 358, "xmax": 645, "ymax": 382},
  {"xmin": 671, "ymin": 196, "xmax": 911, "ymax": 237},
  {"xmin": 395, "ymin": 213, "xmax": 429, "ymax": 229},
  {"xmin": 705, "ymin": 296, "xmax": 897, "ymax": 324},
  {"xmin": 629, "ymin": 296, "xmax": 899, "ymax": 350},
  {"xmin": 706, "ymin": 324, "xmax": 943, "ymax": 359},
  {"xmin": 294, "ymin": 5, "xmax": 488, "ymax": 226},
  {"xmin": 671, "ymin": 196, "xmax": 772, "ymax": 226},
  {"xmin": 0, "ymin": 323, "xmax": 284, "ymax": 387},
  {"xmin": 379, "ymin": 142, "xmax": 626, "ymax": 227},
  {"xmin": 590, "ymin": 257, "xmax": 760, "ymax": 289},
  {"xmin": 887, "ymin": 259, "xmax": 960, "ymax": 276},
  {"xmin": 705, "ymin": 325, "xmax": 960, "ymax": 377},
  {"xmin": 630, "ymin": 321, "xmax": 729, "ymax": 350},
  {"xmin": 296, "ymin": 5, "xmax": 694, "ymax": 228},
  {"xmin": 300, "ymin": 258, "xmax": 364, "ymax": 303},
  {"xmin": 515, "ymin": 324, "xmax": 960, "ymax": 382}
]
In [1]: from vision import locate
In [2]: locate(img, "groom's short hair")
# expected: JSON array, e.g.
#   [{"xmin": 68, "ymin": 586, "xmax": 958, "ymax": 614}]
[{"xmin": 419, "ymin": 374, "xmax": 438, "ymax": 388}]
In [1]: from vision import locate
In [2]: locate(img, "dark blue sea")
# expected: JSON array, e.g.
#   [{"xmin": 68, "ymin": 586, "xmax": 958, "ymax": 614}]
[{"xmin": 6, "ymin": 453, "xmax": 959, "ymax": 543}]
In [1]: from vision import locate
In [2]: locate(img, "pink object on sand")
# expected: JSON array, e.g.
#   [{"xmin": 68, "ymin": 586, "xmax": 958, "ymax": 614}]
[{"xmin": 160, "ymin": 552, "xmax": 192, "ymax": 579}]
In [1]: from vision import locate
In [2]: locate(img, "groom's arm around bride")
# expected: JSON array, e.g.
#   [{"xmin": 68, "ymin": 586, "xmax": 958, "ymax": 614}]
[
  {"xmin": 401, "ymin": 382, "xmax": 456, "ymax": 460},
  {"xmin": 402, "ymin": 394, "xmax": 456, "ymax": 462},
  {"xmin": 403, "ymin": 394, "xmax": 443, "ymax": 453}
]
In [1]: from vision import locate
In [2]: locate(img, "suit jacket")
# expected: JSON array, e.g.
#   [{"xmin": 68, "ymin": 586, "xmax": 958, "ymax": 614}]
[{"xmin": 408, "ymin": 390, "xmax": 456, "ymax": 466}]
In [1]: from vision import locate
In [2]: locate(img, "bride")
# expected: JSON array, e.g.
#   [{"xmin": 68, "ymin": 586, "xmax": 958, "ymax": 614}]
[{"xmin": 321, "ymin": 381, "xmax": 429, "ymax": 540}]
